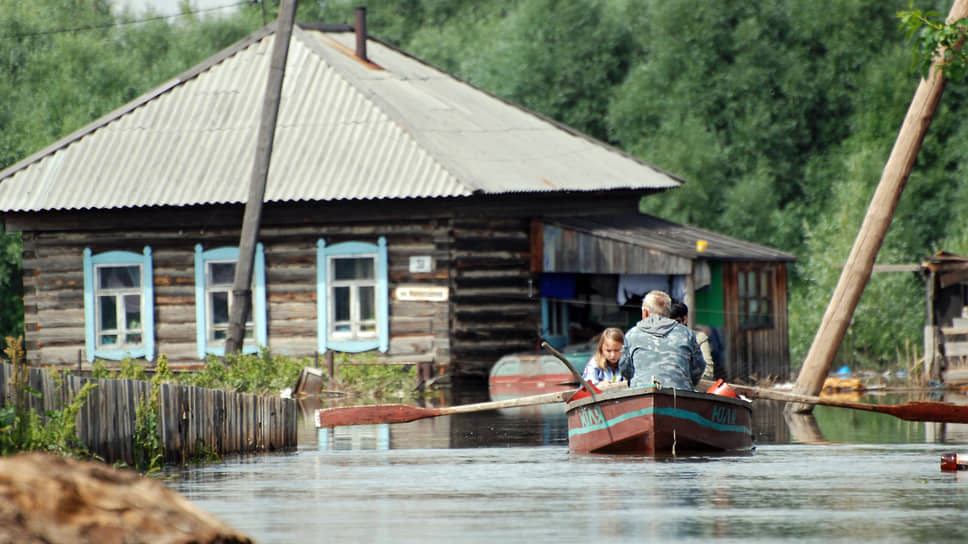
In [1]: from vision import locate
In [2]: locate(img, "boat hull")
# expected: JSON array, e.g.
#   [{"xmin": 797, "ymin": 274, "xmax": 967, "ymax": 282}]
[{"xmin": 566, "ymin": 386, "xmax": 753, "ymax": 455}]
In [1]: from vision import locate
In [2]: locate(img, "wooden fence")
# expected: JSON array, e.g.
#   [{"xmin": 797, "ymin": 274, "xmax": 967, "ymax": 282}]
[{"xmin": 0, "ymin": 363, "xmax": 298, "ymax": 465}]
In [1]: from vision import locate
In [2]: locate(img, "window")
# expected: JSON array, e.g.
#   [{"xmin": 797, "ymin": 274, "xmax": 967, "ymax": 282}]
[
  {"xmin": 738, "ymin": 267, "xmax": 773, "ymax": 329},
  {"xmin": 194, "ymin": 244, "xmax": 267, "ymax": 358},
  {"xmin": 83, "ymin": 247, "xmax": 154, "ymax": 361},
  {"xmin": 541, "ymin": 298, "xmax": 570, "ymax": 349},
  {"xmin": 317, "ymin": 238, "xmax": 388, "ymax": 353}
]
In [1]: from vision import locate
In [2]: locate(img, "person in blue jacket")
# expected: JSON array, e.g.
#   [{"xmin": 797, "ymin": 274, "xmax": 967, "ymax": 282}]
[
  {"xmin": 581, "ymin": 327, "xmax": 624, "ymax": 389},
  {"xmin": 619, "ymin": 290, "xmax": 705, "ymax": 390}
]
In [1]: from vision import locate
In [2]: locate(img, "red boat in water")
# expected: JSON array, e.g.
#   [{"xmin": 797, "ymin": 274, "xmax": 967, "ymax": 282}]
[
  {"xmin": 566, "ymin": 385, "xmax": 754, "ymax": 455},
  {"xmin": 488, "ymin": 348, "xmax": 591, "ymax": 395}
]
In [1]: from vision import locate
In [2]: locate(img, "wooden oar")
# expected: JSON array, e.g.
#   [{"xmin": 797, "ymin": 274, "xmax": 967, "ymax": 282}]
[
  {"xmin": 316, "ymin": 389, "xmax": 575, "ymax": 427},
  {"xmin": 540, "ymin": 341, "xmax": 599, "ymax": 399},
  {"xmin": 702, "ymin": 379, "xmax": 968, "ymax": 424}
]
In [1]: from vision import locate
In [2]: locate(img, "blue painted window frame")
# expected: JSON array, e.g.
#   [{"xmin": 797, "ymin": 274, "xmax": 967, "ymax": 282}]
[
  {"xmin": 194, "ymin": 243, "xmax": 267, "ymax": 358},
  {"xmin": 541, "ymin": 298, "xmax": 570, "ymax": 349},
  {"xmin": 316, "ymin": 237, "xmax": 388, "ymax": 354},
  {"xmin": 83, "ymin": 247, "xmax": 155, "ymax": 362}
]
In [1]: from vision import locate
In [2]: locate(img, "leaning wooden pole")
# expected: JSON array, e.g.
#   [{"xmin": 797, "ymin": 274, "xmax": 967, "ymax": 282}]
[
  {"xmin": 225, "ymin": 0, "xmax": 298, "ymax": 356},
  {"xmin": 790, "ymin": 0, "xmax": 968, "ymax": 413}
]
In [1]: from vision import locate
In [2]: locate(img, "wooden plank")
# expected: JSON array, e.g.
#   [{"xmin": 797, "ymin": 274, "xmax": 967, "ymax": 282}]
[{"xmin": 943, "ymin": 367, "xmax": 968, "ymax": 384}]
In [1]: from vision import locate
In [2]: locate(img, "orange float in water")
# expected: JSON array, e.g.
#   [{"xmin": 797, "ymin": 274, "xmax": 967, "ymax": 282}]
[{"xmin": 940, "ymin": 453, "xmax": 968, "ymax": 472}]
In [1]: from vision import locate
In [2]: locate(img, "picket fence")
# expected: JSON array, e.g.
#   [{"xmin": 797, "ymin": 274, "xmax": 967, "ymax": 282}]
[{"xmin": 0, "ymin": 363, "xmax": 298, "ymax": 465}]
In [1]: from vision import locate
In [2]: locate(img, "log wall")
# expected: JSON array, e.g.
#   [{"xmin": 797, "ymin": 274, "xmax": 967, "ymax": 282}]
[
  {"xmin": 449, "ymin": 216, "xmax": 541, "ymax": 380},
  {"xmin": 20, "ymin": 216, "xmax": 452, "ymax": 371}
]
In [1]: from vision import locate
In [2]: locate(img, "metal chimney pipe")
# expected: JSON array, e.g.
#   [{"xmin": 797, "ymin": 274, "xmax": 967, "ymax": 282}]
[{"xmin": 355, "ymin": 7, "xmax": 367, "ymax": 61}]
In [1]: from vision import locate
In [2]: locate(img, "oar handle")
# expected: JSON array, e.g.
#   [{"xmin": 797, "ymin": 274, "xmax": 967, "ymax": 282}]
[
  {"xmin": 437, "ymin": 390, "xmax": 572, "ymax": 415},
  {"xmin": 541, "ymin": 341, "xmax": 597, "ymax": 400}
]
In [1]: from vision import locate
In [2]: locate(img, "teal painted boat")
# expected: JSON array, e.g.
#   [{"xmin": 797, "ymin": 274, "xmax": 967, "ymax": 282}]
[{"xmin": 566, "ymin": 385, "xmax": 754, "ymax": 455}]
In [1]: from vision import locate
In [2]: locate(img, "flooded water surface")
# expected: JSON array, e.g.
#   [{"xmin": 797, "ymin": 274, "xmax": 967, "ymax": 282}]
[{"xmin": 166, "ymin": 394, "xmax": 968, "ymax": 543}]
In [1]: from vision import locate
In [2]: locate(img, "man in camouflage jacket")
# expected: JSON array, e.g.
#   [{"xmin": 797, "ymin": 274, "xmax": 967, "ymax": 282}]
[{"xmin": 619, "ymin": 290, "xmax": 705, "ymax": 390}]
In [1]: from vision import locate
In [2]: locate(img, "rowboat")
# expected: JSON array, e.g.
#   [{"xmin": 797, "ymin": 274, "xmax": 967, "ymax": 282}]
[
  {"xmin": 488, "ymin": 346, "xmax": 591, "ymax": 391},
  {"xmin": 566, "ymin": 384, "xmax": 754, "ymax": 455}
]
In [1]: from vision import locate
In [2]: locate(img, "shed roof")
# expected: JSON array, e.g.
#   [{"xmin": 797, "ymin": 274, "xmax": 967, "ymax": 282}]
[
  {"xmin": 0, "ymin": 23, "xmax": 682, "ymax": 213},
  {"xmin": 550, "ymin": 214, "xmax": 797, "ymax": 263}
]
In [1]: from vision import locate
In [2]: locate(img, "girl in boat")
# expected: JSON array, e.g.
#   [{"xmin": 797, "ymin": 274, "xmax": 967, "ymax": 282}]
[{"xmin": 581, "ymin": 327, "xmax": 625, "ymax": 389}]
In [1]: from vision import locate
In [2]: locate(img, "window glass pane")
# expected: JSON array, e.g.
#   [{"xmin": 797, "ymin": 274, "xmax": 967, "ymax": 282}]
[
  {"xmin": 100, "ymin": 334, "xmax": 118, "ymax": 345},
  {"xmin": 359, "ymin": 286, "xmax": 375, "ymax": 321},
  {"xmin": 334, "ymin": 257, "xmax": 374, "ymax": 281},
  {"xmin": 125, "ymin": 333, "xmax": 142, "ymax": 344},
  {"xmin": 211, "ymin": 292, "xmax": 229, "ymax": 325},
  {"xmin": 334, "ymin": 286, "xmax": 350, "ymax": 321},
  {"xmin": 98, "ymin": 265, "xmax": 140, "ymax": 289},
  {"xmin": 124, "ymin": 294, "xmax": 141, "ymax": 329},
  {"xmin": 359, "ymin": 323, "xmax": 376, "ymax": 333},
  {"xmin": 209, "ymin": 262, "xmax": 236, "ymax": 285},
  {"xmin": 737, "ymin": 272, "xmax": 747, "ymax": 297},
  {"xmin": 99, "ymin": 295, "xmax": 117, "ymax": 330},
  {"xmin": 334, "ymin": 324, "xmax": 351, "ymax": 333}
]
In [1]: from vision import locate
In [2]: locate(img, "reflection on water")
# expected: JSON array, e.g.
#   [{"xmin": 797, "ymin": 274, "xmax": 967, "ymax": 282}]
[{"xmin": 165, "ymin": 388, "xmax": 968, "ymax": 543}]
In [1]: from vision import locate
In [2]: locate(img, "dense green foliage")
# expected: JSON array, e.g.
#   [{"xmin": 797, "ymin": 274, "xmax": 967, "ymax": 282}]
[
  {"xmin": 2, "ymin": 1, "xmax": 967, "ymax": 371},
  {"xmin": 898, "ymin": 6, "xmax": 968, "ymax": 81}
]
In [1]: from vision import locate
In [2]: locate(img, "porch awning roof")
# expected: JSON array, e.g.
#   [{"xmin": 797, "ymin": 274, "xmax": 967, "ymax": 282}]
[{"xmin": 541, "ymin": 214, "xmax": 796, "ymax": 275}]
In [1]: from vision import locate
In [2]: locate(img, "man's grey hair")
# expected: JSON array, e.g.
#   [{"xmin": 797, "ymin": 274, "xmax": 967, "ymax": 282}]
[{"xmin": 642, "ymin": 290, "xmax": 671, "ymax": 317}]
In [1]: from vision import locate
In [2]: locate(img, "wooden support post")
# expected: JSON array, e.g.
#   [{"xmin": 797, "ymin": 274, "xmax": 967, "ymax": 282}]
[
  {"xmin": 790, "ymin": 0, "xmax": 968, "ymax": 412},
  {"xmin": 924, "ymin": 268, "xmax": 939, "ymax": 383},
  {"xmin": 685, "ymin": 261, "xmax": 696, "ymax": 329},
  {"xmin": 225, "ymin": 0, "xmax": 299, "ymax": 356}
]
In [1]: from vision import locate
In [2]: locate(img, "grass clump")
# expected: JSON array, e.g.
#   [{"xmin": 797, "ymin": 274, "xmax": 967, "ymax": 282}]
[
  {"xmin": 0, "ymin": 336, "xmax": 96, "ymax": 458},
  {"xmin": 331, "ymin": 352, "xmax": 419, "ymax": 399},
  {"xmin": 175, "ymin": 349, "xmax": 305, "ymax": 395}
]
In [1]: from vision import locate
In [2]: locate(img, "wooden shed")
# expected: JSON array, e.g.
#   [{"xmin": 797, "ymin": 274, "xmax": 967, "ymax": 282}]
[
  {"xmin": 0, "ymin": 21, "xmax": 794, "ymax": 383},
  {"xmin": 923, "ymin": 251, "xmax": 968, "ymax": 385},
  {"xmin": 538, "ymin": 215, "xmax": 795, "ymax": 382}
]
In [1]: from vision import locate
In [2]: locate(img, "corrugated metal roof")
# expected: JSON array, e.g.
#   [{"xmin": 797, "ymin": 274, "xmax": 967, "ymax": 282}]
[
  {"xmin": 0, "ymin": 24, "xmax": 682, "ymax": 213},
  {"xmin": 551, "ymin": 214, "xmax": 797, "ymax": 262}
]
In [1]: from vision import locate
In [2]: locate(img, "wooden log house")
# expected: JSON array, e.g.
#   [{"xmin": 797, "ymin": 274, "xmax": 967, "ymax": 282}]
[{"xmin": 0, "ymin": 19, "xmax": 794, "ymax": 383}]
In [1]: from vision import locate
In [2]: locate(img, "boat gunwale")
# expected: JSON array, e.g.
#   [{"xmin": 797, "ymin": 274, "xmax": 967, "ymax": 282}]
[{"xmin": 565, "ymin": 384, "xmax": 753, "ymax": 412}]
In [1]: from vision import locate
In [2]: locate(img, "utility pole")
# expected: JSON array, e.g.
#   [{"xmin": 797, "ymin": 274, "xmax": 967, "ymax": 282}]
[
  {"xmin": 225, "ymin": 0, "xmax": 298, "ymax": 357},
  {"xmin": 789, "ymin": 0, "xmax": 968, "ymax": 412}
]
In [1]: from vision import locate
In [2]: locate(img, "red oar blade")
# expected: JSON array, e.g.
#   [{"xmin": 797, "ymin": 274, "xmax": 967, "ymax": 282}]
[
  {"xmin": 316, "ymin": 404, "xmax": 442, "ymax": 427},
  {"xmin": 881, "ymin": 401, "xmax": 968, "ymax": 424}
]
